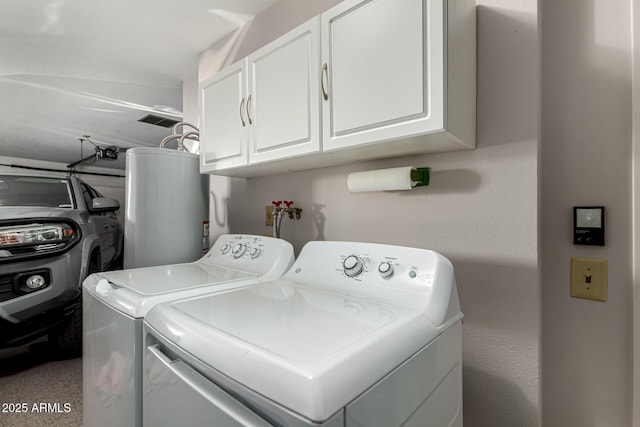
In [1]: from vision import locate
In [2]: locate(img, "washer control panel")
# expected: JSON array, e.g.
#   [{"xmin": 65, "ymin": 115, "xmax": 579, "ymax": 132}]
[
  {"xmin": 199, "ymin": 234, "xmax": 294, "ymax": 278},
  {"xmin": 217, "ymin": 239, "xmax": 264, "ymax": 260}
]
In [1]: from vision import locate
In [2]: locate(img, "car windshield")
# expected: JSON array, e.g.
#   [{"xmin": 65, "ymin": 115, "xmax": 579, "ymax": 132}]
[{"xmin": 0, "ymin": 175, "xmax": 73, "ymax": 208}]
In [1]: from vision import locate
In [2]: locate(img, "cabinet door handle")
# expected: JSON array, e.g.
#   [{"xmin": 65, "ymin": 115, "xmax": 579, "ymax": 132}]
[
  {"xmin": 321, "ymin": 63, "xmax": 329, "ymax": 101},
  {"xmin": 247, "ymin": 94, "xmax": 253, "ymax": 125},
  {"xmin": 239, "ymin": 97, "xmax": 246, "ymax": 127}
]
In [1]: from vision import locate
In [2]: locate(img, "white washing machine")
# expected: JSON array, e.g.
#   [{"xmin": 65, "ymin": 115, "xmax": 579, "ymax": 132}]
[
  {"xmin": 82, "ymin": 234, "xmax": 295, "ymax": 427},
  {"xmin": 142, "ymin": 241, "xmax": 463, "ymax": 427}
]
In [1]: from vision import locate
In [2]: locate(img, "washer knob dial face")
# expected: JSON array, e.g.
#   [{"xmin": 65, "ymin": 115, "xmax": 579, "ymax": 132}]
[
  {"xmin": 232, "ymin": 244, "xmax": 246, "ymax": 258},
  {"xmin": 221, "ymin": 244, "xmax": 231, "ymax": 254},
  {"xmin": 343, "ymin": 255, "xmax": 365, "ymax": 277},
  {"xmin": 249, "ymin": 247, "xmax": 261, "ymax": 259},
  {"xmin": 378, "ymin": 261, "xmax": 394, "ymax": 278}
]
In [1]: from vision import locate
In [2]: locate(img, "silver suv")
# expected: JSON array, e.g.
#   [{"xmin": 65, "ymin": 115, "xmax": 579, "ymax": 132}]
[{"xmin": 0, "ymin": 173, "xmax": 123, "ymax": 357}]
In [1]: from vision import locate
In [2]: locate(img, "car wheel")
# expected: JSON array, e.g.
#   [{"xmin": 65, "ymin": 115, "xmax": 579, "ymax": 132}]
[
  {"xmin": 110, "ymin": 249, "xmax": 123, "ymax": 270},
  {"xmin": 50, "ymin": 256, "xmax": 99, "ymax": 359},
  {"xmin": 49, "ymin": 300, "xmax": 82, "ymax": 359}
]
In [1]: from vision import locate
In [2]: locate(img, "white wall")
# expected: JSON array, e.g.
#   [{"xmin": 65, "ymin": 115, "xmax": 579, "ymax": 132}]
[
  {"xmin": 541, "ymin": 0, "xmax": 633, "ymax": 426},
  {"xmin": 189, "ymin": 0, "xmax": 541, "ymax": 425}
]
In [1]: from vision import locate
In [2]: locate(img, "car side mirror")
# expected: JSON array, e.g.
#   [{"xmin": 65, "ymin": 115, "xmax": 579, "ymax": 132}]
[{"xmin": 91, "ymin": 197, "xmax": 120, "ymax": 213}]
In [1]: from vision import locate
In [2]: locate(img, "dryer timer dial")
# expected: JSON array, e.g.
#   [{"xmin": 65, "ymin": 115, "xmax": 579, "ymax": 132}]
[{"xmin": 343, "ymin": 255, "xmax": 364, "ymax": 277}]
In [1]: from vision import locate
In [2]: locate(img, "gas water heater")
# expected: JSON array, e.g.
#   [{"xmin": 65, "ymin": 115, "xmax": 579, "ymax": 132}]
[{"xmin": 124, "ymin": 147, "xmax": 209, "ymax": 268}]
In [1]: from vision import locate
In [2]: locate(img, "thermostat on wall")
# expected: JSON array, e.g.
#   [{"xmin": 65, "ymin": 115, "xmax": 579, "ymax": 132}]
[{"xmin": 573, "ymin": 206, "xmax": 605, "ymax": 246}]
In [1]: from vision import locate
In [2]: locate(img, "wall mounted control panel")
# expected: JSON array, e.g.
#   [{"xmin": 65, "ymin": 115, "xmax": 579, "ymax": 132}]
[{"xmin": 573, "ymin": 206, "xmax": 605, "ymax": 246}]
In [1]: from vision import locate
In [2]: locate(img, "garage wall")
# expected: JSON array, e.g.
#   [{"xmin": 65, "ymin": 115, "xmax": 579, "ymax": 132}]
[
  {"xmin": 634, "ymin": 0, "xmax": 640, "ymax": 424},
  {"xmin": 541, "ymin": 0, "xmax": 633, "ymax": 425},
  {"xmin": 189, "ymin": 0, "xmax": 541, "ymax": 425}
]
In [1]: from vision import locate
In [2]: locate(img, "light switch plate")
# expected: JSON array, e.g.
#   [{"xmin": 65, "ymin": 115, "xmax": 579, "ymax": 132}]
[
  {"xmin": 570, "ymin": 257, "xmax": 608, "ymax": 302},
  {"xmin": 265, "ymin": 205, "xmax": 274, "ymax": 226}
]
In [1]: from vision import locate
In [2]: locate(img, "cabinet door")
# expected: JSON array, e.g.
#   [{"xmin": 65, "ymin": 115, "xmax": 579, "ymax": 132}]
[
  {"xmin": 200, "ymin": 60, "xmax": 248, "ymax": 172},
  {"xmin": 321, "ymin": 0, "xmax": 444, "ymax": 151},
  {"xmin": 247, "ymin": 18, "xmax": 320, "ymax": 164}
]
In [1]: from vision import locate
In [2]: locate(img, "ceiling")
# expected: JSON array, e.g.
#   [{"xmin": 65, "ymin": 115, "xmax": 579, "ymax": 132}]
[{"xmin": 0, "ymin": 0, "xmax": 277, "ymax": 170}]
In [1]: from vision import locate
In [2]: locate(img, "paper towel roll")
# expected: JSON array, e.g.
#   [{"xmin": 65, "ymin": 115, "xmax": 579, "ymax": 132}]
[{"xmin": 347, "ymin": 166, "xmax": 417, "ymax": 192}]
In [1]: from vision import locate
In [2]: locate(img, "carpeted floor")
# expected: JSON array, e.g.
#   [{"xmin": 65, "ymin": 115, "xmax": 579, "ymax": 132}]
[{"xmin": 0, "ymin": 343, "xmax": 82, "ymax": 427}]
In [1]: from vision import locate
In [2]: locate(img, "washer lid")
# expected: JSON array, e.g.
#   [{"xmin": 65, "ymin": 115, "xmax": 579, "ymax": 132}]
[
  {"xmin": 146, "ymin": 280, "xmax": 443, "ymax": 423},
  {"xmin": 100, "ymin": 263, "xmax": 255, "ymax": 295},
  {"xmin": 83, "ymin": 263, "xmax": 257, "ymax": 318}
]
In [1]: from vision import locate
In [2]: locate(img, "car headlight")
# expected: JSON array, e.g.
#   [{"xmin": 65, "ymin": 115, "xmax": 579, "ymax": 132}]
[
  {"xmin": 0, "ymin": 224, "xmax": 74, "ymax": 245},
  {"xmin": 0, "ymin": 219, "xmax": 81, "ymax": 262}
]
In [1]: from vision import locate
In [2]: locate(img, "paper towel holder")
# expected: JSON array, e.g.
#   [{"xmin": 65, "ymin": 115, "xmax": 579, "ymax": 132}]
[
  {"xmin": 411, "ymin": 167, "xmax": 430, "ymax": 187},
  {"xmin": 346, "ymin": 166, "xmax": 430, "ymax": 193}
]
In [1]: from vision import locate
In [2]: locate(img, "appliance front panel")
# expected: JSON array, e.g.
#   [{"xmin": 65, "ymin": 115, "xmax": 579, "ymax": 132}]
[
  {"xmin": 83, "ymin": 292, "xmax": 143, "ymax": 427},
  {"xmin": 143, "ymin": 344, "xmax": 272, "ymax": 427}
]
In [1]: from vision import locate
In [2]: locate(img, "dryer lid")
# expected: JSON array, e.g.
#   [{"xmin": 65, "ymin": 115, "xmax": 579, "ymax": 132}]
[{"xmin": 146, "ymin": 280, "xmax": 448, "ymax": 423}]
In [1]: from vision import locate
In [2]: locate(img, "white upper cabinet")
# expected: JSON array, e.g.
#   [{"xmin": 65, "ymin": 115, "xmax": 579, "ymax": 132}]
[
  {"xmin": 248, "ymin": 18, "xmax": 321, "ymax": 164},
  {"xmin": 321, "ymin": 0, "xmax": 475, "ymax": 156},
  {"xmin": 200, "ymin": 18, "xmax": 321, "ymax": 175},
  {"xmin": 199, "ymin": 0, "xmax": 476, "ymax": 177},
  {"xmin": 200, "ymin": 61, "xmax": 248, "ymax": 172}
]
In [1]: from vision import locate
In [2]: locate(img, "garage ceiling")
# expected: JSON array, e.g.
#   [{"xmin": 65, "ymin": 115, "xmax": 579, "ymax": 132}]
[{"xmin": 0, "ymin": 0, "xmax": 276, "ymax": 170}]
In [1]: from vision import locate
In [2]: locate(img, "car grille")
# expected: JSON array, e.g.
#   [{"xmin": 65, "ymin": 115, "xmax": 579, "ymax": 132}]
[{"xmin": 0, "ymin": 274, "xmax": 18, "ymax": 302}]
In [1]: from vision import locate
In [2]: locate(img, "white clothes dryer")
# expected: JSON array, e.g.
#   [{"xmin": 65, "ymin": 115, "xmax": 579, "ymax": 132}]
[
  {"xmin": 142, "ymin": 241, "xmax": 463, "ymax": 427},
  {"xmin": 82, "ymin": 234, "xmax": 295, "ymax": 427}
]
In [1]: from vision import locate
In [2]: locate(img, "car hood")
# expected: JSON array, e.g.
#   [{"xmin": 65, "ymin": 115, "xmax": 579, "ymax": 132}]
[{"xmin": 0, "ymin": 207, "xmax": 85, "ymax": 222}]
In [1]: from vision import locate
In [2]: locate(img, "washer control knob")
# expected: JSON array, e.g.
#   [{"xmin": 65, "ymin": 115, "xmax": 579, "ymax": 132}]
[
  {"xmin": 232, "ymin": 244, "xmax": 246, "ymax": 258},
  {"xmin": 343, "ymin": 255, "xmax": 364, "ymax": 277},
  {"xmin": 249, "ymin": 247, "xmax": 261, "ymax": 259},
  {"xmin": 378, "ymin": 262, "xmax": 394, "ymax": 278},
  {"xmin": 221, "ymin": 244, "xmax": 231, "ymax": 254}
]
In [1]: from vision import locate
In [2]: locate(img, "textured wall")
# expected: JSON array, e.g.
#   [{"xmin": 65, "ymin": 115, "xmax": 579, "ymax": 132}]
[
  {"xmin": 635, "ymin": 0, "xmax": 640, "ymax": 424},
  {"xmin": 541, "ymin": 0, "xmax": 633, "ymax": 425},
  {"xmin": 191, "ymin": 0, "xmax": 541, "ymax": 424}
]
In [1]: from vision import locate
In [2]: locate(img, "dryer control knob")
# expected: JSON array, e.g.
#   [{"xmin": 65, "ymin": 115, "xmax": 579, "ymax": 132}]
[
  {"xmin": 378, "ymin": 262, "xmax": 394, "ymax": 278},
  {"xmin": 232, "ymin": 244, "xmax": 246, "ymax": 258},
  {"xmin": 221, "ymin": 244, "xmax": 231, "ymax": 254},
  {"xmin": 343, "ymin": 255, "xmax": 364, "ymax": 277}
]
